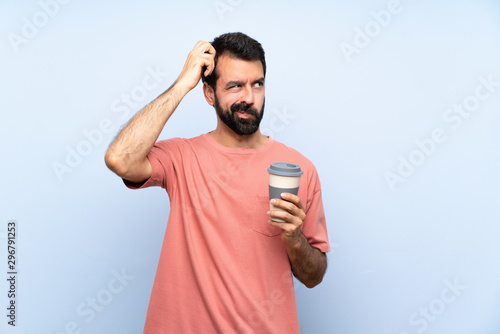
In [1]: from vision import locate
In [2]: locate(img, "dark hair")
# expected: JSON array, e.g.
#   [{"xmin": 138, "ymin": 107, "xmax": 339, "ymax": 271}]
[{"xmin": 201, "ymin": 32, "xmax": 266, "ymax": 90}]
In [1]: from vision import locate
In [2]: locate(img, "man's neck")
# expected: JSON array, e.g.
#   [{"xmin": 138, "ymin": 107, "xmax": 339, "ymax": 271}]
[{"xmin": 210, "ymin": 125, "xmax": 268, "ymax": 149}]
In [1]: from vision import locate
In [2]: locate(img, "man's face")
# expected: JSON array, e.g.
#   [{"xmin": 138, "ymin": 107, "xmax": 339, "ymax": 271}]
[{"xmin": 211, "ymin": 55, "xmax": 265, "ymax": 135}]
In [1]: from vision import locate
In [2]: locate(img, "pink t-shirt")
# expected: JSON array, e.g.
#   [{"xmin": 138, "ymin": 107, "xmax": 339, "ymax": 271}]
[{"xmin": 125, "ymin": 133, "xmax": 330, "ymax": 334}]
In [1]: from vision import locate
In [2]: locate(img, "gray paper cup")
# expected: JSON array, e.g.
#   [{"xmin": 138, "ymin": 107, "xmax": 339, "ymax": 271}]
[{"xmin": 267, "ymin": 162, "xmax": 303, "ymax": 222}]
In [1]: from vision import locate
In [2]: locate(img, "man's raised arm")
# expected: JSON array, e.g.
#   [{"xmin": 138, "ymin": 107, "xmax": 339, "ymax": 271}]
[{"xmin": 105, "ymin": 41, "xmax": 216, "ymax": 184}]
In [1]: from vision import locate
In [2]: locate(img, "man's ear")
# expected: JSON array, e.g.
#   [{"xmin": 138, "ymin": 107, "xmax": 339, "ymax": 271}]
[{"xmin": 203, "ymin": 82, "xmax": 215, "ymax": 106}]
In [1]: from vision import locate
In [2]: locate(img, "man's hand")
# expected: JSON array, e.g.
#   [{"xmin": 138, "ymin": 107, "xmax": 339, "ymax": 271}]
[
  {"xmin": 176, "ymin": 40, "xmax": 216, "ymax": 94},
  {"xmin": 268, "ymin": 193, "xmax": 306, "ymax": 246},
  {"xmin": 268, "ymin": 193, "xmax": 327, "ymax": 288}
]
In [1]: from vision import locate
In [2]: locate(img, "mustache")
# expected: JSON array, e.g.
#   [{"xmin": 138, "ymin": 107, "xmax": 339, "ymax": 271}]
[{"xmin": 230, "ymin": 102, "xmax": 258, "ymax": 117}]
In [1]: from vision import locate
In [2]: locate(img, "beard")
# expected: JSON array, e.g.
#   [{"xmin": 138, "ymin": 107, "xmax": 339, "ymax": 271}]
[{"xmin": 214, "ymin": 94, "xmax": 265, "ymax": 136}]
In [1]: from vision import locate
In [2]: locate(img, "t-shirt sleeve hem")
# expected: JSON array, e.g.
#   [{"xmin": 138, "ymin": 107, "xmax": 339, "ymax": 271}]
[
  {"xmin": 311, "ymin": 242, "xmax": 331, "ymax": 254},
  {"xmin": 121, "ymin": 155, "xmax": 165, "ymax": 190},
  {"xmin": 122, "ymin": 176, "xmax": 155, "ymax": 189}
]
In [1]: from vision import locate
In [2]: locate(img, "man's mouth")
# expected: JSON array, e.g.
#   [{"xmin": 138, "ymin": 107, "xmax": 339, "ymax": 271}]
[{"xmin": 235, "ymin": 111, "xmax": 252, "ymax": 118}]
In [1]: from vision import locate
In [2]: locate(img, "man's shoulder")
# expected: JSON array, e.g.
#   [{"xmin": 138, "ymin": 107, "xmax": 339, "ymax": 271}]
[
  {"xmin": 155, "ymin": 133, "xmax": 208, "ymax": 148},
  {"xmin": 269, "ymin": 138, "xmax": 316, "ymax": 171},
  {"xmin": 148, "ymin": 134, "xmax": 209, "ymax": 162}
]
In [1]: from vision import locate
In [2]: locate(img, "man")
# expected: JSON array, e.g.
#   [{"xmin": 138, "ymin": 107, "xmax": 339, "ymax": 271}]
[{"xmin": 105, "ymin": 32, "xmax": 330, "ymax": 333}]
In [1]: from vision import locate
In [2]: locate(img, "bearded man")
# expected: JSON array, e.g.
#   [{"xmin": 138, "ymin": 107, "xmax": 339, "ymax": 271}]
[{"xmin": 105, "ymin": 32, "xmax": 330, "ymax": 334}]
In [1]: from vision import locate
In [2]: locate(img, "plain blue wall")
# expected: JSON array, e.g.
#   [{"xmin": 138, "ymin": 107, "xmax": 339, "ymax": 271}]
[{"xmin": 1, "ymin": 0, "xmax": 500, "ymax": 333}]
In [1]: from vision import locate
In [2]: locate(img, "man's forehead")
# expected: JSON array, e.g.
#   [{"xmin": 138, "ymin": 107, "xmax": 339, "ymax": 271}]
[{"xmin": 216, "ymin": 55, "xmax": 264, "ymax": 82}]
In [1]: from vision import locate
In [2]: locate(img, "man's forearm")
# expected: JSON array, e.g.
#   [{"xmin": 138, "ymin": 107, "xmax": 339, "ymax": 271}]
[
  {"xmin": 105, "ymin": 83, "xmax": 186, "ymax": 179},
  {"xmin": 286, "ymin": 232, "xmax": 327, "ymax": 288}
]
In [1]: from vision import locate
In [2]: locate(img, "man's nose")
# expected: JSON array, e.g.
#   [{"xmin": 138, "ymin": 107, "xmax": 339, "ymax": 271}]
[{"xmin": 240, "ymin": 85, "xmax": 254, "ymax": 105}]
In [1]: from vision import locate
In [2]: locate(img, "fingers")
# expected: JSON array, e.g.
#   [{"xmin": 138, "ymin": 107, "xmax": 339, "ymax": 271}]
[
  {"xmin": 194, "ymin": 40, "xmax": 216, "ymax": 55},
  {"xmin": 267, "ymin": 193, "xmax": 306, "ymax": 241},
  {"xmin": 268, "ymin": 193, "xmax": 306, "ymax": 245},
  {"xmin": 281, "ymin": 193, "xmax": 305, "ymax": 211},
  {"xmin": 193, "ymin": 40, "xmax": 216, "ymax": 77},
  {"xmin": 269, "ymin": 193, "xmax": 306, "ymax": 221},
  {"xmin": 268, "ymin": 195, "xmax": 303, "ymax": 242},
  {"xmin": 177, "ymin": 40, "xmax": 216, "ymax": 92}
]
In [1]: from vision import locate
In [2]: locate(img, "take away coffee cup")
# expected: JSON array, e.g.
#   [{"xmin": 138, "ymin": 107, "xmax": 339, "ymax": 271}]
[{"xmin": 267, "ymin": 162, "xmax": 303, "ymax": 222}]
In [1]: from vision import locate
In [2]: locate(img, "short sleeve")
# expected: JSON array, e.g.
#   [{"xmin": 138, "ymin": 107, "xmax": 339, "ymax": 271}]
[
  {"xmin": 301, "ymin": 169, "xmax": 331, "ymax": 253},
  {"xmin": 122, "ymin": 140, "xmax": 175, "ymax": 191}
]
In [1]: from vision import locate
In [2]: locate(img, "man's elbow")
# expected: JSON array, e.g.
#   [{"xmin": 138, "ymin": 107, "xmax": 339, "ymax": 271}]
[
  {"xmin": 104, "ymin": 150, "xmax": 128, "ymax": 177},
  {"xmin": 304, "ymin": 254, "xmax": 327, "ymax": 288},
  {"xmin": 105, "ymin": 151, "xmax": 152, "ymax": 184},
  {"xmin": 304, "ymin": 274, "xmax": 325, "ymax": 289}
]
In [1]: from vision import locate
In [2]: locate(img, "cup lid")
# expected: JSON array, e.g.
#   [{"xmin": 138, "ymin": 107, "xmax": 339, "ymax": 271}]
[{"xmin": 267, "ymin": 162, "xmax": 303, "ymax": 176}]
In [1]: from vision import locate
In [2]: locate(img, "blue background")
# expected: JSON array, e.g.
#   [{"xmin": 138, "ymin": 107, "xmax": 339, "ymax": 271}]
[{"xmin": 1, "ymin": 0, "xmax": 500, "ymax": 333}]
